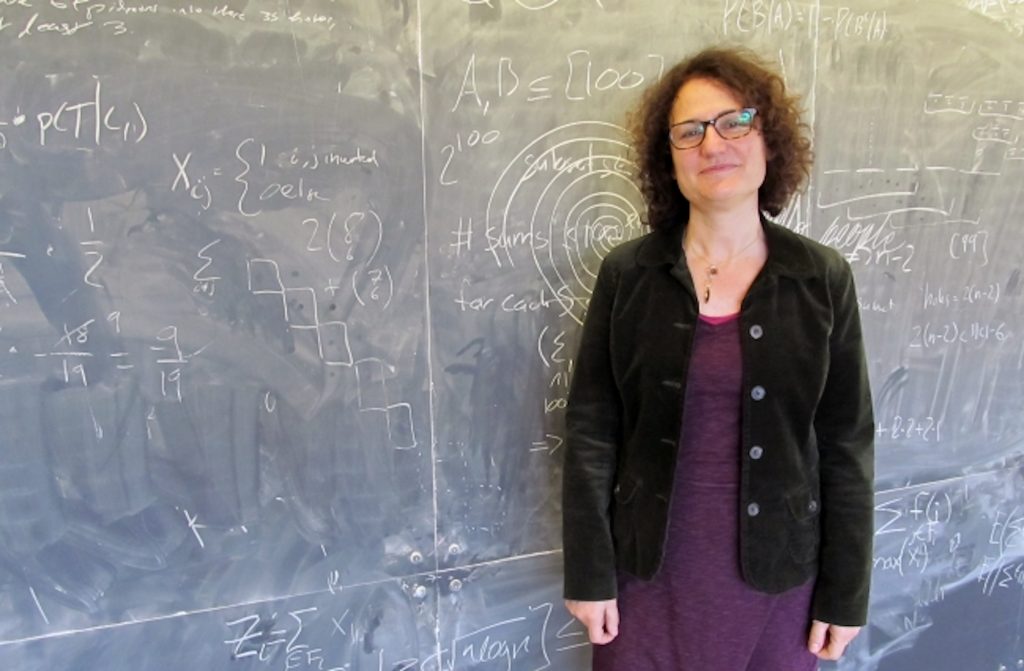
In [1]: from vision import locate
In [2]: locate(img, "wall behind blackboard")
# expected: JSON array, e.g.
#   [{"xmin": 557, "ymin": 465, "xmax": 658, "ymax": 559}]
[{"xmin": 0, "ymin": 1, "xmax": 1022, "ymax": 669}]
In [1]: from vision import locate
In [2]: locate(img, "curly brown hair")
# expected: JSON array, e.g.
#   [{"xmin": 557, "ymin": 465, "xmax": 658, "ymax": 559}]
[{"xmin": 629, "ymin": 46, "xmax": 812, "ymax": 230}]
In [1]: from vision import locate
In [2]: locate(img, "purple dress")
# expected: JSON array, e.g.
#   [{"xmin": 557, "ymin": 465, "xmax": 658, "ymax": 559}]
[{"xmin": 592, "ymin": 314, "xmax": 819, "ymax": 671}]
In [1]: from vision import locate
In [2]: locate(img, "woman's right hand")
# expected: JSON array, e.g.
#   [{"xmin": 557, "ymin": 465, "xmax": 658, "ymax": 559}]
[{"xmin": 565, "ymin": 598, "xmax": 619, "ymax": 645}]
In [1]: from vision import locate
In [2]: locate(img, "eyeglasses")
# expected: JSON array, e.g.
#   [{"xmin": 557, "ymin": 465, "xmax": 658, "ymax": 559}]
[{"xmin": 668, "ymin": 108, "xmax": 758, "ymax": 150}]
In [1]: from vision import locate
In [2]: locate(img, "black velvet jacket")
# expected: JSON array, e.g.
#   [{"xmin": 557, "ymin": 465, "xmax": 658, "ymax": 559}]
[{"xmin": 562, "ymin": 217, "xmax": 875, "ymax": 626}]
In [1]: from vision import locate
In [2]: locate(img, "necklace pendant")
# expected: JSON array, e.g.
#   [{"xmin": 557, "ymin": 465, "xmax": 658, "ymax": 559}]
[
  {"xmin": 703, "ymin": 285, "xmax": 711, "ymax": 303},
  {"xmin": 708, "ymin": 265, "xmax": 718, "ymax": 276}
]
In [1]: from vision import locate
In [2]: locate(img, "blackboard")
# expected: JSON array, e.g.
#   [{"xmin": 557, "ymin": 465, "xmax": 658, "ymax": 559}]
[{"xmin": 0, "ymin": 0, "xmax": 1022, "ymax": 669}]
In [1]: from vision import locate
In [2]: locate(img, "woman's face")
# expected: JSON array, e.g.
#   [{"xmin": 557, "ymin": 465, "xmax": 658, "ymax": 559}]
[{"xmin": 668, "ymin": 77, "xmax": 767, "ymax": 215}]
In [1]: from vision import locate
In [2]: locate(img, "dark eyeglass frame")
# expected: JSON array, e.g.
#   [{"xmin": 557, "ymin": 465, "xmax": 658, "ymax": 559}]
[{"xmin": 668, "ymin": 107, "xmax": 759, "ymax": 150}]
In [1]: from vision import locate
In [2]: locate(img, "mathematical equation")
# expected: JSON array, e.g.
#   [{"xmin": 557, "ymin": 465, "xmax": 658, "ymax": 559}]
[
  {"xmin": 171, "ymin": 137, "xmax": 380, "ymax": 217},
  {"xmin": 0, "ymin": 213, "xmax": 400, "ymax": 400},
  {"xmin": 909, "ymin": 320, "xmax": 1012, "ymax": 350},
  {"xmin": 873, "ymin": 473, "xmax": 1024, "ymax": 607},
  {"xmin": 222, "ymin": 600, "xmax": 587, "ymax": 671},
  {"xmin": 0, "ymin": 78, "xmax": 146, "ymax": 150},
  {"xmin": 450, "ymin": 49, "xmax": 665, "ymax": 114},
  {"xmin": 722, "ymin": 1, "xmax": 888, "ymax": 42}
]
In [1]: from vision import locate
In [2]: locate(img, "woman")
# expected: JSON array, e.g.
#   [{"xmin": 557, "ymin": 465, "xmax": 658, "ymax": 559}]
[{"xmin": 561, "ymin": 47, "xmax": 875, "ymax": 670}]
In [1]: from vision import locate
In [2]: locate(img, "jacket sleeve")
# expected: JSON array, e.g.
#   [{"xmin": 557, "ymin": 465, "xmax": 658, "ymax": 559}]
[
  {"xmin": 562, "ymin": 257, "xmax": 622, "ymax": 601},
  {"xmin": 811, "ymin": 256, "xmax": 876, "ymax": 626}
]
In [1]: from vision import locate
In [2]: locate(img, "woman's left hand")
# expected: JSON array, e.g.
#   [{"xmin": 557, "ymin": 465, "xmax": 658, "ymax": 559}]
[{"xmin": 807, "ymin": 620, "xmax": 861, "ymax": 660}]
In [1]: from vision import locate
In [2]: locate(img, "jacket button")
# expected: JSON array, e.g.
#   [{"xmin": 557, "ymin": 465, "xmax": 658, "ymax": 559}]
[
  {"xmin": 747, "ymin": 502, "xmax": 760, "ymax": 517},
  {"xmin": 749, "ymin": 445, "xmax": 764, "ymax": 460},
  {"xmin": 808, "ymin": 499, "xmax": 818, "ymax": 513},
  {"xmin": 750, "ymin": 385, "xmax": 766, "ymax": 401},
  {"xmin": 749, "ymin": 324, "xmax": 764, "ymax": 339}
]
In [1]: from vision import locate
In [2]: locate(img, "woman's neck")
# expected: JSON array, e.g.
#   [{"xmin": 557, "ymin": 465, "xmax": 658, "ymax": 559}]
[{"xmin": 684, "ymin": 206, "xmax": 763, "ymax": 259}]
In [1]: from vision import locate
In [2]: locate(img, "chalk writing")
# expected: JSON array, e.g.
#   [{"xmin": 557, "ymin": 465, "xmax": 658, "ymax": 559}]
[
  {"xmin": 453, "ymin": 280, "xmax": 573, "ymax": 316},
  {"xmin": 922, "ymin": 281, "xmax": 1000, "ymax": 310},
  {"xmin": 948, "ymin": 230, "xmax": 990, "ymax": 266},
  {"xmin": 451, "ymin": 50, "xmax": 665, "ymax": 113},
  {"xmin": 819, "ymin": 215, "xmax": 915, "ymax": 272},
  {"xmin": 301, "ymin": 210, "xmax": 384, "ymax": 267},
  {"xmin": 172, "ymin": 151, "xmax": 215, "ymax": 212},
  {"xmin": 150, "ymin": 325, "xmax": 206, "ymax": 401},
  {"xmin": 34, "ymin": 78, "xmax": 147, "ymax": 146},
  {"xmin": 876, "ymin": 415, "xmax": 943, "ymax": 442},
  {"xmin": 909, "ymin": 320, "xmax": 1011, "ymax": 349},
  {"xmin": 873, "ymin": 488, "xmax": 959, "ymax": 578},
  {"xmin": 858, "ymin": 296, "xmax": 897, "ymax": 314},
  {"xmin": 224, "ymin": 607, "xmax": 346, "ymax": 670},
  {"xmin": 80, "ymin": 207, "xmax": 105, "ymax": 289},
  {"xmin": 722, "ymin": 1, "xmax": 888, "ymax": 41},
  {"xmin": 193, "ymin": 239, "xmax": 223, "ymax": 297},
  {"xmin": 979, "ymin": 506, "xmax": 1024, "ymax": 596},
  {"xmin": 439, "ymin": 128, "xmax": 500, "ymax": 186},
  {"xmin": 821, "ymin": 6, "xmax": 888, "ymax": 41}
]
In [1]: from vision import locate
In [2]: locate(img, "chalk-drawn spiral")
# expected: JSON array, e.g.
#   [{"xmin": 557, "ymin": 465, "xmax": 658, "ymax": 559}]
[{"xmin": 485, "ymin": 121, "xmax": 644, "ymax": 324}]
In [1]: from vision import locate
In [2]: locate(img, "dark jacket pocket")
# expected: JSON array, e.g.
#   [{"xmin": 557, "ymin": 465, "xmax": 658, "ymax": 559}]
[{"xmin": 786, "ymin": 486, "xmax": 820, "ymax": 563}]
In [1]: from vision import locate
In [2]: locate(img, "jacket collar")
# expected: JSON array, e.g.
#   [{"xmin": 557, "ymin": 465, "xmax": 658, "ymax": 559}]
[{"xmin": 634, "ymin": 214, "xmax": 816, "ymax": 279}]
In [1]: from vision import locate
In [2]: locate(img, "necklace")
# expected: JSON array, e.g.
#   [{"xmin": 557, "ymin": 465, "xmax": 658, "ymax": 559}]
[{"xmin": 684, "ymin": 230, "xmax": 763, "ymax": 304}]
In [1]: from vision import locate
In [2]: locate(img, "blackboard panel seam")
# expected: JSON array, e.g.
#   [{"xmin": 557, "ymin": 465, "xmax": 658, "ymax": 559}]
[{"xmin": 415, "ymin": 0, "xmax": 445, "ymax": 666}]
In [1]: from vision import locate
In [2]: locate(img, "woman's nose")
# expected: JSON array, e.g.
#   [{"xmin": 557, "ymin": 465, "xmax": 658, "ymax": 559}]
[{"xmin": 700, "ymin": 127, "xmax": 728, "ymax": 154}]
